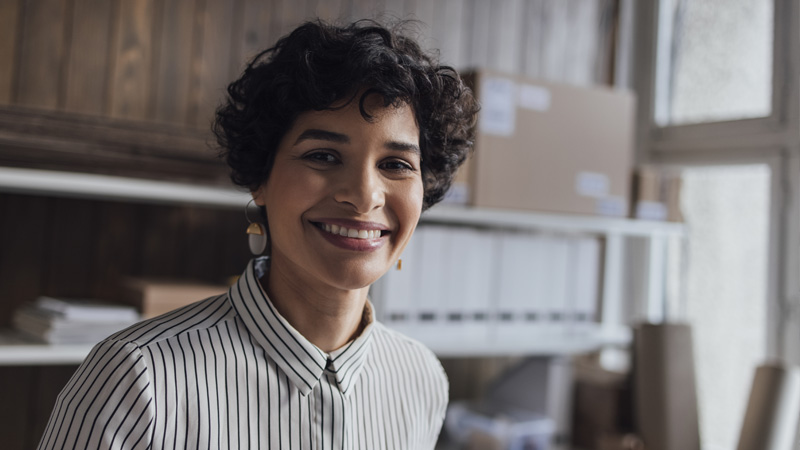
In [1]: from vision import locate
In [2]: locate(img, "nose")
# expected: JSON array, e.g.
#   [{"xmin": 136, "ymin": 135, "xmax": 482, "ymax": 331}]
[{"xmin": 333, "ymin": 164, "xmax": 385, "ymax": 213}]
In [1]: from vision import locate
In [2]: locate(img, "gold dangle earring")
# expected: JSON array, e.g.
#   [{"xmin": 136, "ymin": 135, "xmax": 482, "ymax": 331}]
[
  {"xmin": 245, "ymin": 199, "xmax": 268, "ymax": 255},
  {"xmin": 396, "ymin": 259, "xmax": 402, "ymax": 271}
]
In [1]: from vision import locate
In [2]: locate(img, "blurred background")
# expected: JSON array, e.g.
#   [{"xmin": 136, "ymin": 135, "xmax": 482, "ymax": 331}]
[{"xmin": 0, "ymin": 0, "xmax": 797, "ymax": 449}]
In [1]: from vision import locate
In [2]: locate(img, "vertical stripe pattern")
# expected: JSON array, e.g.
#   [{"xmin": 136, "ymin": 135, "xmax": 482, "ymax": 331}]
[{"xmin": 38, "ymin": 258, "xmax": 448, "ymax": 449}]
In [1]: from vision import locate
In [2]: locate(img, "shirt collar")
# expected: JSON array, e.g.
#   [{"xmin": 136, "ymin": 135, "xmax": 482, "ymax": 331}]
[{"xmin": 228, "ymin": 258, "xmax": 374, "ymax": 396}]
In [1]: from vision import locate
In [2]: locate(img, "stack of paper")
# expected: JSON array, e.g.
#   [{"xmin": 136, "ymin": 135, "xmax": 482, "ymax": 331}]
[{"xmin": 12, "ymin": 297, "xmax": 141, "ymax": 344}]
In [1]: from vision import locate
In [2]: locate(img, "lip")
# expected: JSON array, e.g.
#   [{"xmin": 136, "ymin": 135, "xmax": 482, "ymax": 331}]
[
  {"xmin": 311, "ymin": 218, "xmax": 390, "ymax": 231},
  {"xmin": 310, "ymin": 218, "xmax": 390, "ymax": 252}
]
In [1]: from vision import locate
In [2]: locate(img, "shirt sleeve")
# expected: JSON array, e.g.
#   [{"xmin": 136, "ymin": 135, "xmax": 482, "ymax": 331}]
[{"xmin": 37, "ymin": 339, "xmax": 155, "ymax": 450}]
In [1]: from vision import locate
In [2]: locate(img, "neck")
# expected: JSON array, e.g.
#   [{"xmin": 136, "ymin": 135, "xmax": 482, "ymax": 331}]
[{"xmin": 261, "ymin": 260, "xmax": 369, "ymax": 353}]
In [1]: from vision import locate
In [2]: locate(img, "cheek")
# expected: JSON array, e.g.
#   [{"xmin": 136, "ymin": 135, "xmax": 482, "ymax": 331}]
[
  {"xmin": 396, "ymin": 182, "xmax": 425, "ymax": 229},
  {"xmin": 264, "ymin": 170, "xmax": 325, "ymax": 211}
]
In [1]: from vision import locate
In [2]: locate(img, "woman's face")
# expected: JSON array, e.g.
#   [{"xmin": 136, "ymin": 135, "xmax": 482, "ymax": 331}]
[{"xmin": 253, "ymin": 97, "xmax": 424, "ymax": 292}]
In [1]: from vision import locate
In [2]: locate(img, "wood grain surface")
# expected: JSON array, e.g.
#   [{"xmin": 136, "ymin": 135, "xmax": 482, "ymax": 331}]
[{"xmin": 0, "ymin": 0, "xmax": 21, "ymax": 104}]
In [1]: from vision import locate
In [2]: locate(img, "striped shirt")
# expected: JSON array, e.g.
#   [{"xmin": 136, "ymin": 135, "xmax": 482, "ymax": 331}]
[{"xmin": 38, "ymin": 258, "xmax": 448, "ymax": 449}]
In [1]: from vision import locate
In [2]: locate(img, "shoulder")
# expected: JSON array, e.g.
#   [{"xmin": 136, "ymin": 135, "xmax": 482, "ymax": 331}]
[
  {"xmin": 370, "ymin": 322, "xmax": 449, "ymax": 446},
  {"xmin": 370, "ymin": 321, "xmax": 448, "ymax": 388},
  {"xmin": 105, "ymin": 292, "xmax": 236, "ymax": 350},
  {"xmin": 39, "ymin": 336, "xmax": 156, "ymax": 448}
]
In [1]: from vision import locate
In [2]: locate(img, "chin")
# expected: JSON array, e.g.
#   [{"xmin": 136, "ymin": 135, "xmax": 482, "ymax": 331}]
[{"xmin": 321, "ymin": 263, "xmax": 388, "ymax": 292}]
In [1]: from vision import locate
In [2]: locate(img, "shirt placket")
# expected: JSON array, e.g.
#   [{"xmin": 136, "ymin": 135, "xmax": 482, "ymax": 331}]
[{"xmin": 314, "ymin": 358, "xmax": 345, "ymax": 450}]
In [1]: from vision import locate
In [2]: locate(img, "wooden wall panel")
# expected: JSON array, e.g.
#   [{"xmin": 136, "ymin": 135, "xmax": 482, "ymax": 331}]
[
  {"xmin": 313, "ymin": 0, "xmax": 346, "ymax": 23},
  {"xmin": 596, "ymin": 0, "xmax": 620, "ymax": 86},
  {"xmin": 0, "ymin": 0, "xmax": 21, "ymax": 105},
  {"xmin": 431, "ymin": 0, "xmax": 467, "ymax": 69},
  {"xmin": 237, "ymin": 0, "xmax": 279, "ymax": 72},
  {"xmin": 153, "ymin": 0, "xmax": 198, "ymax": 125},
  {"xmin": 0, "ymin": 364, "xmax": 79, "ymax": 450},
  {"xmin": 218, "ymin": 209, "xmax": 252, "ymax": 280},
  {"xmin": 176, "ymin": 207, "xmax": 225, "ymax": 281},
  {"xmin": 539, "ymin": 0, "xmax": 571, "ymax": 82},
  {"xmin": 228, "ymin": 0, "xmax": 247, "ymax": 76},
  {"xmin": 0, "ymin": 366, "xmax": 36, "ymax": 450},
  {"xmin": 400, "ymin": 0, "xmax": 436, "ymax": 54},
  {"xmin": 464, "ymin": 0, "xmax": 491, "ymax": 69},
  {"xmin": 275, "ymin": 0, "xmax": 315, "ymax": 37},
  {"xmin": 348, "ymin": 0, "xmax": 386, "ymax": 20},
  {"xmin": 0, "ymin": 193, "xmax": 250, "ymax": 318},
  {"xmin": 90, "ymin": 202, "xmax": 145, "ymax": 300},
  {"xmin": 0, "ymin": 195, "xmax": 49, "ymax": 327},
  {"xmin": 63, "ymin": 0, "xmax": 114, "ymax": 115},
  {"xmin": 563, "ymin": 0, "xmax": 600, "ymax": 86},
  {"xmin": 382, "ymin": 0, "xmax": 409, "ymax": 22},
  {"xmin": 139, "ymin": 205, "xmax": 184, "ymax": 277},
  {"xmin": 188, "ymin": 0, "xmax": 237, "ymax": 128},
  {"xmin": 0, "ymin": 0, "xmax": 620, "ymax": 141},
  {"xmin": 108, "ymin": 0, "xmax": 156, "ymax": 120},
  {"xmin": 490, "ymin": 0, "xmax": 525, "ymax": 74},
  {"xmin": 15, "ymin": 0, "xmax": 70, "ymax": 109},
  {"xmin": 42, "ymin": 198, "xmax": 98, "ymax": 298},
  {"xmin": 521, "ymin": 0, "xmax": 545, "ymax": 78},
  {"xmin": 24, "ymin": 365, "xmax": 79, "ymax": 449}
]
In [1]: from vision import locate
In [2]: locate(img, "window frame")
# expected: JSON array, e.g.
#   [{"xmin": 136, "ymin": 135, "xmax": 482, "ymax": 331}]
[
  {"xmin": 633, "ymin": 0, "xmax": 800, "ymax": 362},
  {"xmin": 638, "ymin": 0, "xmax": 798, "ymax": 152}
]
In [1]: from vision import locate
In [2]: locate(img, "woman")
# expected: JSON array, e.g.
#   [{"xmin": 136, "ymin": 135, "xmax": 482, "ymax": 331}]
[{"xmin": 39, "ymin": 20, "xmax": 478, "ymax": 449}]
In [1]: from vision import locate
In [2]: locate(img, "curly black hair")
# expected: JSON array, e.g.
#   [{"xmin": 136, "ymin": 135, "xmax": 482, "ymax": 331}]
[{"xmin": 214, "ymin": 19, "xmax": 479, "ymax": 211}]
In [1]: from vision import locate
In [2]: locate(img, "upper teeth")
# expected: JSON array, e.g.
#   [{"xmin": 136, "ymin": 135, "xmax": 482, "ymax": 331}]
[{"xmin": 322, "ymin": 224, "xmax": 381, "ymax": 239}]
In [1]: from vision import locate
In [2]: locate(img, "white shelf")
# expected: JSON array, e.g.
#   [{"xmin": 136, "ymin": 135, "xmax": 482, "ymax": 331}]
[
  {"xmin": 0, "ymin": 166, "xmax": 250, "ymax": 208},
  {"xmin": 0, "ymin": 330, "xmax": 93, "ymax": 365},
  {"xmin": 0, "ymin": 326, "xmax": 631, "ymax": 365},
  {"xmin": 422, "ymin": 205, "xmax": 685, "ymax": 238},
  {"xmin": 416, "ymin": 326, "xmax": 632, "ymax": 358}
]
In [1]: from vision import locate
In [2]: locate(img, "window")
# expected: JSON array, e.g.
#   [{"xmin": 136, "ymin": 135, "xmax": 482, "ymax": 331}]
[
  {"xmin": 679, "ymin": 164, "xmax": 771, "ymax": 449},
  {"xmin": 654, "ymin": 0, "xmax": 774, "ymax": 126},
  {"xmin": 635, "ymin": 0, "xmax": 798, "ymax": 448}
]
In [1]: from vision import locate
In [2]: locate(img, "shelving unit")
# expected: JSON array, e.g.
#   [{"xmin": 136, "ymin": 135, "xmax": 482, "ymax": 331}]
[
  {"xmin": 0, "ymin": 331, "xmax": 93, "ymax": 365},
  {"xmin": 0, "ymin": 168, "xmax": 685, "ymax": 365},
  {"xmin": 386, "ymin": 207, "xmax": 685, "ymax": 357},
  {"xmin": 0, "ymin": 166, "xmax": 249, "ymax": 209},
  {"xmin": 0, "ymin": 325, "xmax": 634, "ymax": 365}
]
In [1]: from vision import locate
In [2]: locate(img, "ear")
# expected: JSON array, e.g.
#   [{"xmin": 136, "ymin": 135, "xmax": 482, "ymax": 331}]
[{"xmin": 251, "ymin": 187, "xmax": 266, "ymax": 207}]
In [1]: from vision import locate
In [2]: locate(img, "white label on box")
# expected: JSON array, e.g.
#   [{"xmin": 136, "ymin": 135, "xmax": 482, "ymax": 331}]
[
  {"xmin": 479, "ymin": 77, "xmax": 517, "ymax": 136},
  {"xmin": 576, "ymin": 172, "xmax": 610, "ymax": 198},
  {"xmin": 518, "ymin": 84, "xmax": 551, "ymax": 111},
  {"xmin": 596, "ymin": 196, "xmax": 627, "ymax": 217},
  {"xmin": 636, "ymin": 201, "xmax": 668, "ymax": 221}
]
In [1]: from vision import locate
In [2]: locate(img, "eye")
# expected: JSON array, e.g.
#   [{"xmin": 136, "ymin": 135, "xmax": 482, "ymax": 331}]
[
  {"xmin": 302, "ymin": 150, "xmax": 340, "ymax": 165},
  {"xmin": 379, "ymin": 159, "xmax": 416, "ymax": 173}
]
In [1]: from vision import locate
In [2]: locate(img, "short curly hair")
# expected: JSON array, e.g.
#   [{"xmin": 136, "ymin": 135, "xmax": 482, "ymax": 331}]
[{"xmin": 214, "ymin": 19, "xmax": 479, "ymax": 211}]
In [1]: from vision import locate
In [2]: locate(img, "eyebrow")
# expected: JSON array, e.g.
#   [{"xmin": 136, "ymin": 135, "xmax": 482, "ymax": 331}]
[
  {"xmin": 295, "ymin": 129, "xmax": 350, "ymax": 144},
  {"xmin": 385, "ymin": 141, "xmax": 421, "ymax": 155},
  {"xmin": 295, "ymin": 128, "xmax": 421, "ymax": 155}
]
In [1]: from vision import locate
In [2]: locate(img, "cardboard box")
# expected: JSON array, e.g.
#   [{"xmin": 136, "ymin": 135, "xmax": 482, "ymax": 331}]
[
  {"xmin": 571, "ymin": 353, "xmax": 635, "ymax": 449},
  {"xmin": 633, "ymin": 323, "xmax": 701, "ymax": 450},
  {"xmin": 453, "ymin": 69, "xmax": 635, "ymax": 217},
  {"xmin": 630, "ymin": 166, "xmax": 684, "ymax": 222},
  {"xmin": 122, "ymin": 278, "xmax": 228, "ymax": 318}
]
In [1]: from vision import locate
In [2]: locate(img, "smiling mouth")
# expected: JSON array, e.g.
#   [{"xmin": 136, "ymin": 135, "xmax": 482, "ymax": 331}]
[{"xmin": 314, "ymin": 222, "xmax": 388, "ymax": 240}]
